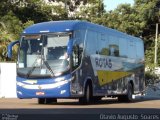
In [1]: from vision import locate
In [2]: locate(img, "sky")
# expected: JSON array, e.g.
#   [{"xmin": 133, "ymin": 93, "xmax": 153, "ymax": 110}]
[{"xmin": 103, "ymin": 0, "xmax": 134, "ymax": 11}]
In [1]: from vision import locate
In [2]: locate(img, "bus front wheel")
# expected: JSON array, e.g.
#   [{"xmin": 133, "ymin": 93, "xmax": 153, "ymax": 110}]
[
  {"xmin": 38, "ymin": 98, "xmax": 45, "ymax": 104},
  {"xmin": 38, "ymin": 98, "xmax": 57, "ymax": 104},
  {"xmin": 79, "ymin": 83, "xmax": 92, "ymax": 104}
]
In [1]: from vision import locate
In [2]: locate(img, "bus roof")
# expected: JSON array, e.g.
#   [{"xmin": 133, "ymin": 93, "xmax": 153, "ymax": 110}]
[
  {"xmin": 23, "ymin": 20, "xmax": 81, "ymax": 34},
  {"xmin": 23, "ymin": 20, "xmax": 142, "ymax": 42}
]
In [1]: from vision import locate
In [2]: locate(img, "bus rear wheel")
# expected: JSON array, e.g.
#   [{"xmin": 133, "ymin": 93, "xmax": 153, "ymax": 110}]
[
  {"xmin": 79, "ymin": 83, "xmax": 92, "ymax": 104},
  {"xmin": 125, "ymin": 83, "xmax": 133, "ymax": 102},
  {"xmin": 38, "ymin": 98, "xmax": 57, "ymax": 104},
  {"xmin": 92, "ymin": 96, "xmax": 102, "ymax": 102},
  {"xmin": 118, "ymin": 83, "xmax": 133, "ymax": 102}
]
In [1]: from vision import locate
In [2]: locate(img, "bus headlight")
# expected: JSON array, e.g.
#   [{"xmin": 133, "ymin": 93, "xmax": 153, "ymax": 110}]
[
  {"xmin": 55, "ymin": 77, "xmax": 65, "ymax": 82},
  {"xmin": 55, "ymin": 76, "xmax": 74, "ymax": 82}
]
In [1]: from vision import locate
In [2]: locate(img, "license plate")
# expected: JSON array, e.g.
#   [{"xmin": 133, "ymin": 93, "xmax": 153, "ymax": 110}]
[{"xmin": 36, "ymin": 92, "xmax": 45, "ymax": 95}]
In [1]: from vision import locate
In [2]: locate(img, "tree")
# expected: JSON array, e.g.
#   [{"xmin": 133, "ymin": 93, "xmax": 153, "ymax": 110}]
[
  {"xmin": 45, "ymin": 0, "xmax": 105, "ymax": 22},
  {"xmin": 0, "ymin": 0, "xmax": 159, "ymax": 64},
  {"xmin": 0, "ymin": 23, "xmax": 15, "ymax": 61},
  {"xmin": 102, "ymin": 3, "xmax": 146, "ymax": 37},
  {"xmin": 134, "ymin": 0, "xmax": 160, "ymax": 69},
  {"xmin": 102, "ymin": 0, "xmax": 160, "ymax": 79}
]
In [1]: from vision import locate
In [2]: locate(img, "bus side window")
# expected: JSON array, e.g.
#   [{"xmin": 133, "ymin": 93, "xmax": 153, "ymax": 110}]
[
  {"xmin": 72, "ymin": 45, "xmax": 78, "ymax": 67},
  {"xmin": 72, "ymin": 44, "xmax": 83, "ymax": 70},
  {"xmin": 98, "ymin": 33, "xmax": 109, "ymax": 56},
  {"xmin": 72, "ymin": 30, "xmax": 84, "ymax": 70},
  {"xmin": 109, "ymin": 45, "xmax": 119, "ymax": 57}
]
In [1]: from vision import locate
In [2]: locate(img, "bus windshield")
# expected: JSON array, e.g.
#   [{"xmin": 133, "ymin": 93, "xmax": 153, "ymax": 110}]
[{"xmin": 17, "ymin": 33, "xmax": 70, "ymax": 78}]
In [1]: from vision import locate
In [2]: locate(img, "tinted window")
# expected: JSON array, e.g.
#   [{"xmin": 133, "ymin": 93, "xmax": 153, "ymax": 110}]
[
  {"xmin": 119, "ymin": 38, "xmax": 128, "ymax": 58},
  {"xmin": 85, "ymin": 30, "xmax": 98, "ymax": 56},
  {"xmin": 108, "ymin": 36, "xmax": 119, "ymax": 57},
  {"xmin": 98, "ymin": 34, "xmax": 109, "ymax": 55}
]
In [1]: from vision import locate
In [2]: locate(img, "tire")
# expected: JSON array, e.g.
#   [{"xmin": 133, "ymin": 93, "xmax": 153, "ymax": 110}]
[
  {"xmin": 38, "ymin": 98, "xmax": 45, "ymax": 104},
  {"xmin": 46, "ymin": 98, "xmax": 57, "ymax": 104},
  {"xmin": 79, "ymin": 84, "xmax": 92, "ymax": 104},
  {"xmin": 38, "ymin": 98, "xmax": 57, "ymax": 104},
  {"xmin": 125, "ymin": 83, "xmax": 133, "ymax": 102},
  {"xmin": 118, "ymin": 96, "xmax": 126, "ymax": 102},
  {"xmin": 118, "ymin": 83, "xmax": 133, "ymax": 102},
  {"xmin": 92, "ymin": 96, "xmax": 102, "ymax": 103}
]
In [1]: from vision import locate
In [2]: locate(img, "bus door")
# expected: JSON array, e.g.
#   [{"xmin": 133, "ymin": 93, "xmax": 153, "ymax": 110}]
[{"xmin": 70, "ymin": 31, "xmax": 84, "ymax": 96}]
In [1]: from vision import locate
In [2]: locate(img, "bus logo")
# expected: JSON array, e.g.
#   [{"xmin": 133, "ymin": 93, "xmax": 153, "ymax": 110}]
[{"xmin": 38, "ymin": 85, "xmax": 42, "ymax": 90}]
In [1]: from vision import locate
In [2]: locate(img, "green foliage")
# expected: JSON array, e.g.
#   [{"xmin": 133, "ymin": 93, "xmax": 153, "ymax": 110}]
[
  {"xmin": 0, "ymin": 0, "xmax": 159, "ymax": 65},
  {"xmin": 102, "ymin": 3, "xmax": 146, "ymax": 36},
  {"xmin": 144, "ymin": 36, "xmax": 160, "ymax": 72},
  {"xmin": 12, "ymin": 0, "xmax": 55, "ymax": 22},
  {"xmin": 102, "ymin": 0, "xmax": 160, "ymax": 78},
  {"xmin": 145, "ymin": 71, "xmax": 158, "ymax": 85},
  {"xmin": 0, "ymin": 11, "xmax": 23, "ymax": 39},
  {"xmin": 100, "ymin": 48, "xmax": 109, "ymax": 56},
  {"xmin": 0, "ymin": 29, "xmax": 16, "ymax": 61},
  {"xmin": 23, "ymin": 20, "xmax": 34, "ymax": 29}
]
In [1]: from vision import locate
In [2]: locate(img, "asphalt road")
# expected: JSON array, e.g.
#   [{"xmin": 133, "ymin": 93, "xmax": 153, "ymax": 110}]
[{"xmin": 0, "ymin": 97, "xmax": 160, "ymax": 120}]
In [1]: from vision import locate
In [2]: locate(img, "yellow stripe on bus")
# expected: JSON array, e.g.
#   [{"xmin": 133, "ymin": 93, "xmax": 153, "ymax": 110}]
[{"xmin": 97, "ymin": 70, "xmax": 132, "ymax": 86}]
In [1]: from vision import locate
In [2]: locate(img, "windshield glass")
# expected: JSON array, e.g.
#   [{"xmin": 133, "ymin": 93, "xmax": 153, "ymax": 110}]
[{"xmin": 17, "ymin": 33, "xmax": 70, "ymax": 78}]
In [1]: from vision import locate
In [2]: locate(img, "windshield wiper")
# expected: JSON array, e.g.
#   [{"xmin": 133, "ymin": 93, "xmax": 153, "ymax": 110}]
[
  {"xmin": 26, "ymin": 57, "xmax": 55, "ymax": 78},
  {"xmin": 27, "ymin": 35, "xmax": 55, "ymax": 78},
  {"xmin": 43, "ymin": 60, "xmax": 55, "ymax": 77},
  {"xmin": 26, "ymin": 55, "xmax": 41, "ymax": 78},
  {"xmin": 41, "ymin": 35, "xmax": 55, "ymax": 77}
]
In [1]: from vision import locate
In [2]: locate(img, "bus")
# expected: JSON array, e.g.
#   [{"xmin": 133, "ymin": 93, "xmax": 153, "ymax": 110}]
[{"xmin": 8, "ymin": 20, "xmax": 145, "ymax": 104}]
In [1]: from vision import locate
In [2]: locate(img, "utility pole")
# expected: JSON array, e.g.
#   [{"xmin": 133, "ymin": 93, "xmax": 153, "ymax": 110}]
[{"xmin": 154, "ymin": 23, "xmax": 158, "ymax": 66}]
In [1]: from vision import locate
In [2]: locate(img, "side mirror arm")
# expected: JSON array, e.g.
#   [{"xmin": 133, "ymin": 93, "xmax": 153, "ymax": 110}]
[
  {"xmin": 67, "ymin": 39, "xmax": 73, "ymax": 55},
  {"xmin": 7, "ymin": 40, "xmax": 19, "ymax": 58}
]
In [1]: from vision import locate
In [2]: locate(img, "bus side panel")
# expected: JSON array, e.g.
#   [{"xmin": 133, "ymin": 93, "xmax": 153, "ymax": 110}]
[
  {"xmin": 87, "ymin": 32, "xmax": 144, "ymax": 96},
  {"xmin": 70, "ymin": 29, "xmax": 97, "ymax": 97},
  {"xmin": 70, "ymin": 29, "xmax": 145, "ymax": 97}
]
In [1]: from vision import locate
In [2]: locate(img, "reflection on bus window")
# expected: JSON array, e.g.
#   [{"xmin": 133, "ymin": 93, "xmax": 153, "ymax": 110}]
[{"xmin": 109, "ymin": 45, "xmax": 119, "ymax": 57}]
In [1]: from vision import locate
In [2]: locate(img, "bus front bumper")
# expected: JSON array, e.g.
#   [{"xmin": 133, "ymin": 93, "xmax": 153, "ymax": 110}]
[{"xmin": 16, "ymin": 77, "xmax": 72, "ymax": 99}]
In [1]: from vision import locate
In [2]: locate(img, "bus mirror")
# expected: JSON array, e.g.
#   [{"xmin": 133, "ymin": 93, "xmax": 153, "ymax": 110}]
[
  {"xmin": 7, "ymin": 40, "xmax": 19, "ymax": 58},
  {"xmin": 67, "ymin": 39, "xmax": 73, "ymax": 55}
]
